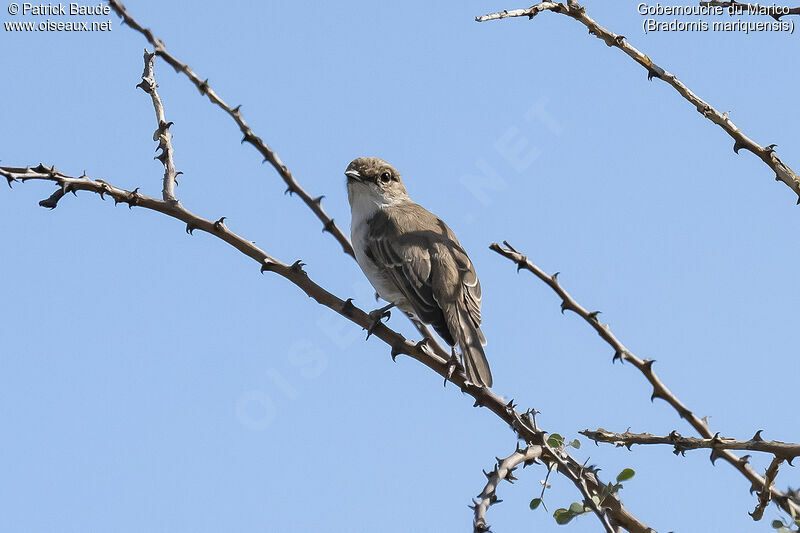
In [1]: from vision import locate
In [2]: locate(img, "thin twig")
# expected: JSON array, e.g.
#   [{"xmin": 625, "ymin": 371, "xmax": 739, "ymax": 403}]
[
  {"xmin": 581, "ymin": 428, "xmax": 800, "ymax": 460},
  {"xmin": 107, "ymin": 0, "xmax": 354, "ymax": 256},
  {"xmin": 490, "ymin": 240, "xmax": 800, "ymax": 518},
  {"xmin": 105, "ymin": 0, "xmax": 450, "ymax": 354},
  {"xmin": 751, "ymin": 457, "xmax": 785, "ymax": 520},
  {"xmin": 700, "ymin": 1, "xmax": 800, "ymax": 19},
  {"xmin": 476, "ymin": 1, "xmax": 800, "ymax": 204},
  {"xmin": 2, "ymin": 164, "xmax": 654, "ymax": 533},
  {"xmin": 136, "ymin": 49, "xmax": 179, "ymax": 203},
  {"xmin": 472, "ymin": 445, "xmax": 543, "ymax": 533}
]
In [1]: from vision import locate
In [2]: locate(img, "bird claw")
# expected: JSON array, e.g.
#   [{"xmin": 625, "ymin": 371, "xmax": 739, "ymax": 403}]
[
  {"xmin": 364, "ymin": 307, "xmax": 391, "ymax": 340},
  {"xmin": 443, "ymin": 349, "xmax": 462, "ymax": 387}
]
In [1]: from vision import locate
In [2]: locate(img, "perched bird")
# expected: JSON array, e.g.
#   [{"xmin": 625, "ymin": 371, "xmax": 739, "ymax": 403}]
[{"xmin": 345, "ymin": 157, "xmax": 492, "ymax": 388}]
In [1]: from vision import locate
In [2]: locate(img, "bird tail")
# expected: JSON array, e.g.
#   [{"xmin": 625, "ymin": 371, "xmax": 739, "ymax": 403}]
[{"xmin": 454, "ymin": 305, "xmax": 492, "ymax": 388}]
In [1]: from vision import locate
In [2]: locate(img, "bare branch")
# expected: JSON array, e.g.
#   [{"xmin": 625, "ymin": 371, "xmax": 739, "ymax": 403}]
[
  {"xmin": 3, "ymin": 164, "xmax": 654, "ymax": 533},
  {"xmin": 472, "ymin": 445, "xmax": 543, "ymax": 533},
  {"xmin": 107, "ymin": 0, "xmax": 354, "ymax": 256},
  {"xmin": 700, "ymin": 1, "xmax": 800, "ymax": 19},
  {"xmin": 490, "ymin": 240, "xmax": 800, "ymax": 518},
  {"xmin": 752, "ymin": 456, "xmax": 785, "ymax": 520},
  {"xmin": 135, "ymin": 49, "xmax": 179, "ymax": 203},
  {"xmin": 581, "ymin": 428, "xmax": 800, "ymax": 460},
  {"xmin": 476, "ymin": 1, "xmax": 800, "ymax": 204}
]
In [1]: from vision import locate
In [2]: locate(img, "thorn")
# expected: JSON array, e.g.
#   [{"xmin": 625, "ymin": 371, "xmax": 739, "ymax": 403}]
[
  {"xmin": 587, "ymin": 310, "xmax": 601, "ymax": 321},
  {"xmin": 647, "ymin": 65, "xmax": 664, "ymax": 81},
  {"xmin": 186, "ymin": 222, "xmax": 197, "ymax": 235},
  {"xmin": 560, "ymin": 301, "xmax": 570, "ymax": 314},
  {"xmin": 505, "ymin": 399, "xmax": 516, "ymax": 412},
  {"xmin": 740, "ymin": 455, "xmax": 751, "ymax": 466},
  {"xmin": 232, "ymin": 104, "xmax": 242, "ymax": 114},
  {"xmin": 198, "ymin": 78, "xmax": 209, "ymax": 95},
  {"xmin": 285, "ymin": 186, "xmax": 296, "ymax": 196},
  {"xmin": 312, "ymin": 195, "xmax": 325, "ymax": 205},
  {"xmin": 341, "ymin": 298, "xmax": 356, "ymax": 316},
  {"xmin": 612, "ymin": 350, "xmax": 624, "ymax": 364},
  {"xmin": 642, "ymin": 358, "xmax": 656, "ymax": 372},
  {"xmin": 752, "ymin": 430, "xmax": 764, "ymax": 442},
  {"xmin": 709, "ymin": 448, "xmax": 723, "ymax": 465},
  {"xmin": 390, "ymin": 346, "xmax": 402, "ymax": 362},
  {"xmin": 733, "ymin": 139, "xmax": 746, "ymax": 154},
  {"xmin": 127, "ymin": 187, "xmax": 140, "ymax": 208},
  {"xmin": 551, "ymin": 271, "xmax": 560, "ymax": 282},
  {"xmin": 289, "ymin": 260, "xmax": 307, "ymax": 275},
  {"xmin": 650, "ymin": 389, "xmax": 663, "ymax": 402},
  {"xmin": 322, "ymin": 219, "xmax": 335, "ymax": 234},
  {"xmin": 213, "ymin": 216, "xmax": 226, "ymax": 230},
  {"xmin": 764, "ymin": 143, "xmax": 777, "ymax": 155},
  {"xmin": 260, "ymin": 260, "xmax": 275, "ymax": 274}
]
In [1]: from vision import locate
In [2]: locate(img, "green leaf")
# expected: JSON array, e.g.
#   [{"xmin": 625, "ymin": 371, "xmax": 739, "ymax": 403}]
[
  {"xmin": 569, "ymin": 439, "xmax": 581, "ymax": 449},
  {"xmin": 616, "ymin": 468, "xmax": 636, "ymax": 482},
  {"xmin": 591, "ymin": 494, "xmax": 602, "ymax": 507},
  {"xmin": 569, "ymin": 502, "xmax": 586, "ymax": 514},
  {"xmin": 530, "ymin": 498, "xmax": 542, "ymax": 510},
  {"xmin": 771, "ymin": 520, "xmax": 784, "ymax": 529},
  {"xmin": 553, "ymin": 508, "xmax": 574, "ymax": 525},
  {"xmin": 547, "ymin": 433, "xmax": 565, "ymax": 448}
]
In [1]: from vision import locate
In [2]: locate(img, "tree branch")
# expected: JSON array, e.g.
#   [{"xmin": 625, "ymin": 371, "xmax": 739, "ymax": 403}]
[
  {"xmin": 581, "ymin": 428, "xmax": 800, "ymax": 460},
  {"xmin": 752, "ymin": 456, "xmax": 785, "ymax": 520},
  {"xmin": 472, "ymin": 445, "xmax": 543, "ymax": 533},
  {"xmin": 490, "ymin": 240, "xmax": 800, "ymax": 518},
  {"xmin": 106, "ymin": 0, "xmax": 355, "ymax": 256},
  {"xmin": 476, "ymin": 1, "xmax": 800, "ymax": 204},
  {"xmin": 2, "ymin": 164, "xmax": 654, "ymax": 533},
  {"xmin": 135, "ymin": 49, "xmax": 179, "ymax": 203}
]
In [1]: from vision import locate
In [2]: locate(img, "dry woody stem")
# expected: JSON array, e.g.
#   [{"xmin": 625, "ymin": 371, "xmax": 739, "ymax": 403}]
[
  {"xmin": 490, "ymin": 241, "xmax": 800, "ymax": 519},
  {"xmin": 107, "ymin": 0, "xmax": 354, "ymax": 256},
  {"xmin": 581, "ymin": 428, "xmax": 800, "ymax": 460},
  {"xmin": 476, "ymin": 1, "xmax": 800, "ymax": 204},
  {"xmin": 136, "ymin": 49, "xmax": 179, "ymax": 203},
  {"xmin": 472, "ymin": 445, "xmax": 543, "ymax": 533},
  {"xmin": 1, "ymin": 164, "xmax": 653, "ymax": 533}
]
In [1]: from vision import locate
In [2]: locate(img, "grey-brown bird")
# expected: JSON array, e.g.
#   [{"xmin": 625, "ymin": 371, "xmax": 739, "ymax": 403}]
[{"xmin": 345, "ymin": 157, "xmax": 492, "ymax": 388}]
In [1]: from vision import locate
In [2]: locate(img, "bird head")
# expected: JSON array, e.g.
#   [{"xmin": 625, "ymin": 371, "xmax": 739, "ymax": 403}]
[{"xmin": 345, "ymin": 157, "xmax": 408, "ymax": 206}]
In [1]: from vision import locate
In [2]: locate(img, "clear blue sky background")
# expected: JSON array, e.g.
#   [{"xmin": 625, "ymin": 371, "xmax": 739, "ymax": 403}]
[{"xmin": 2, "ymin": 1, "xmax": 798, "ymax": 531}]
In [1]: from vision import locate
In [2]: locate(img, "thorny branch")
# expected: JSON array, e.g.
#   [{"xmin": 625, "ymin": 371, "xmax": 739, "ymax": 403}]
[
  {"xmin": 752, "ymin": 457, "xmax": 785, "ymax": 521},
  {"xmin": 1, "ymin": 165, "xmax": 653, "ymax": 533},
  {"xmin": 581, "ymin": 428, "xmax": 800, "ymax": 461},
  {"xmin": 472, "ymin": 445, "xmax": 543, "ymax": 533},
  {"xmin": 700, "ymin": 1, "xmax": 800, "ymax": 18},
  {"xmin": 136, "ymin": 49, "xmax": 179, "ymax": 203},
  {"xmin": 476, "ymin": 1, "xmax": 800, "ymax": 203},
  {"xmin": 490, "ymin": 241, "xmax": 800, "ymax": 519},
  {"xmin": 104, "ymin": 0, "xmax": 451, "ymax": 356},
  {"xmin": 106, "ymin": 0, "xmax": 354, "ymax": 257}
]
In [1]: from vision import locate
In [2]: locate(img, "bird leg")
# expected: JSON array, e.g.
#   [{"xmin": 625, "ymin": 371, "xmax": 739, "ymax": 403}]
[
  {"xmin": 365, "ymin": 303, "xmax": 394, "ymax": 339},
  {"xmin": 443, "ymin": 347, "xmax": 463, "ymax": 387}
]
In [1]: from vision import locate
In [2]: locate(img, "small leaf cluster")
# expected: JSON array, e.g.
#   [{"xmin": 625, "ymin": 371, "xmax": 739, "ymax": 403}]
[{"xmin": 530, "ymin": 466, "xmax": 636, "ymax": 526}]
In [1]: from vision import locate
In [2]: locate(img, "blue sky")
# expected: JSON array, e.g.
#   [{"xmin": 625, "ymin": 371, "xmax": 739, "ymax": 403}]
[{"xmin": 1, "ymin": 1, "xmax": 798, "ymax": 531}]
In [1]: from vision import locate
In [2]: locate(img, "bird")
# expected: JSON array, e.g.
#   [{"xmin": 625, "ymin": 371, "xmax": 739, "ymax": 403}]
[{"xmin": 344, "ymin": 156, "xmax": 492, "ymax": 388}]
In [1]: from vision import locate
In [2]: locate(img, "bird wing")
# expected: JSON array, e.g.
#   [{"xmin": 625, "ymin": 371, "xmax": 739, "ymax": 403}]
[
  {"xmin": 365, "ymin": 207, "xmax": 453, "ymax": 344},
  {"xmin": 365, "ymin": 203, "xmax": 484, "ymax": 343}
]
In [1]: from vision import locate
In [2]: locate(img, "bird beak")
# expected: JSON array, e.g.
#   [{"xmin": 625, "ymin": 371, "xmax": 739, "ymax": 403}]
[{"xmin": 345, "ymin": 170, "xmax": 361, "ymax": 182}]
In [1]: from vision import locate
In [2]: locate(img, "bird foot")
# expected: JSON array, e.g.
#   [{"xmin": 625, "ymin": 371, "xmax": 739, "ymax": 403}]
[
  {"xmin": 364, "ymin": 304, "xmax": 394, "ymax": 340},
  {"xmin": 443, "ymin": 349, "xmax": 463, "ymax": 387}
]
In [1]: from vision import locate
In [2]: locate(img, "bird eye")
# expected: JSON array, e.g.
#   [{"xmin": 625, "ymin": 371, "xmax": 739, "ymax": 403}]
[{"xmin": 380, "ymin": 171, "xmax": 391, "ymax": 183}]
